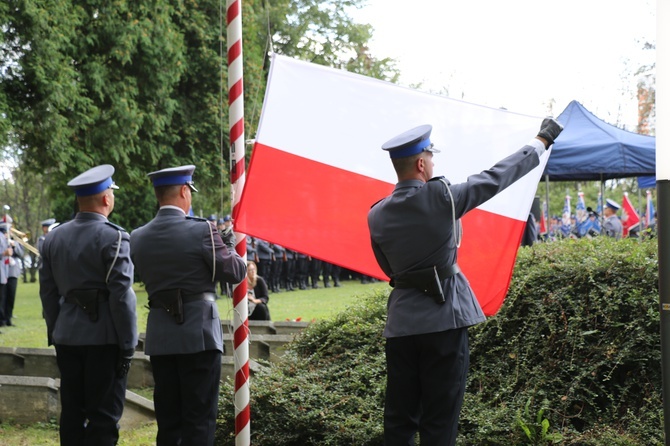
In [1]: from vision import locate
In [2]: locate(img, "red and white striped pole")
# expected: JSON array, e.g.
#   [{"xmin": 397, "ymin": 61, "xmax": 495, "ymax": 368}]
[{"xmin": 226, "ymin": 0, "xmax": 250, "ymax": 444}]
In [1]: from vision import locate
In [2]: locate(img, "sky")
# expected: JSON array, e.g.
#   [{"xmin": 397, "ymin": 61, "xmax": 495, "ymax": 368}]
[{"xmin": 352, "ymin": 0, "xmax": 656, "ymax": 130}]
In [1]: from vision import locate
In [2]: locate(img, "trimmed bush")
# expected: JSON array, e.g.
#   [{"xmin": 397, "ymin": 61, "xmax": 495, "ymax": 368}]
[{"xmin": 217, "ymin": 237, "xmax": 663, "ymax": 445}]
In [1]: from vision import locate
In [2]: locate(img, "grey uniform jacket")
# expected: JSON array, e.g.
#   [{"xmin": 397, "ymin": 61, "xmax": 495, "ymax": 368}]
[
  {"xmin": 130, "ymin": 208, "xmax": 247, "ymax": 356},
  {"xmin": 7, "ymin": 242, "xmax": 24, "ymax": 278},
  {"xmin": 0, "ymin": 235, "xmax": 8, "ymax": 284},
  {"xmin": 602, "ymin": 215, "xmax": 623, "ymax": 239},
  {"xmin": 368, "ymin": 141, "xmax": 544, "ymax": 338},
  {"xmin": 39, "ymin": 212, "xmax": 138, "ymax": 350}
]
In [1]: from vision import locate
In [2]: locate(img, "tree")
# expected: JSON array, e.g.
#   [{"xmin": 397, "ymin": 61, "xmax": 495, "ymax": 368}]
[{"xmin": 1, "ymin": 0, "xmax": 398, "ymax": 230}]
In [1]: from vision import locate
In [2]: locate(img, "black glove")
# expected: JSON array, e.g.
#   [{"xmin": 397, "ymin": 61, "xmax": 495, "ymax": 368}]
[
  {"xmin": 537, "ymin": 118, "xmax": 564, "ymax": 147},
  {"xmin": 116, "ymin": 348, "xmax": 134, "ymax": 378},
  {"xmin": 221, "ymin": 227, "xmax": 236, "ymax": 250}
]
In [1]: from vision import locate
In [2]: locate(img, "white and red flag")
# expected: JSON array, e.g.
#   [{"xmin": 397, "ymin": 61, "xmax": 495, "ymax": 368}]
[
  {"xmin": 622, "ymin": 192, "xmax": 641, "ymax": 237},
  {"xmin": 235, "ymin": 55, "xmax": 549, "ymax": 316}
]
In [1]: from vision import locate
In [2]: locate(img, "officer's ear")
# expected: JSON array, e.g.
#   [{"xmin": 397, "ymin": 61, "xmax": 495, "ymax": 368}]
[
  {"xmin": 416, "ymin": 156, "xmax": 425, "ymax": 173},
  {"xmin": 179, "ymin": 184, "xmax": 190, "ymax": 199}
]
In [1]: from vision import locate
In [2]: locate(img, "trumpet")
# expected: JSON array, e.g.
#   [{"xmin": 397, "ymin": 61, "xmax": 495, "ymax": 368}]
[{"xmin": 9, "ymin": 227, "xmax": 40, "ymax": 256}]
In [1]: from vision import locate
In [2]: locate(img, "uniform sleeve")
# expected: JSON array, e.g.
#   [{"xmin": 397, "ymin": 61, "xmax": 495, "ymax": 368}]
[
  {"xmin": 38, "ymin": 236, "xmax": 59, "ymax": 345},
  {"xmin": 104, "ymin": 230, "xmax": 139, "ymax": 350},
  {"xmin": 370, "ymin": 238, "xmax": 393, "ymax": 280},
  {"xmin": 448, "ymin": 143, "xmax": 542, "ymax": 218},
  {"xmin": 201, "ymin": 221, "xmax": 247, "ymax": 285}
]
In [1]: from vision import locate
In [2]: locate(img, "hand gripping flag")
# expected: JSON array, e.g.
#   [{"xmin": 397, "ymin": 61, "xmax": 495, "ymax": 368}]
[
  {"xmin": 236, "ymin": 55, "xmax": 549, "ymax": 316},
  {"xmin": 622, "ymin": 192, "xmax": 641, "ymax": 237}
]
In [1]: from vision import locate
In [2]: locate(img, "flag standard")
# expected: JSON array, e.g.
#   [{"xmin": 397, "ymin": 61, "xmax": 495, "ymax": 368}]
[
  {"xmin": 540, "ymin": 200, "xmax": 548, "ymax": 236},
  {"xmin": 622, "ymin": 192, "xmax": 641, "ymax": 236},
  {"xmin": 561, "ymin": 195, "xmax": 572, "ymax": 237},
  {"xmin": 646, "ymin": 190, "xmax": 656, "ymax": 228},
  {"xmin": 237, "ymin": 55, "xmax": 548, "ymax": 316}
]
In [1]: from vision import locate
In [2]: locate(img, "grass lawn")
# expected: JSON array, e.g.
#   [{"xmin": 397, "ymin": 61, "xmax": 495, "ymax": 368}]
[{"xmin": 0, "ymin": 278, "xmax": 389, "ymax": 444}]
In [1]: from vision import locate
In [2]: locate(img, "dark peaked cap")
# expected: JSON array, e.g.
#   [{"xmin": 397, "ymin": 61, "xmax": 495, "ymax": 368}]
[
  {"xmin": 147, "ymin": 165, "xmax": 198, "ymax": 192},
  {"xmin": 67, "ymin": 164, "xmax": 119, "ymax": 197},
  {"xmin": 382, "ymin": 124, "xmax": 441, "ymax": 159}
]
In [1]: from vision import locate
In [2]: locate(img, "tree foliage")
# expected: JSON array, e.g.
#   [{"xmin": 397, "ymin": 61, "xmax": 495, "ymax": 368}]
[{"xmin": 1, "ymin": 0, "xmax": 398, "ymax": 230}]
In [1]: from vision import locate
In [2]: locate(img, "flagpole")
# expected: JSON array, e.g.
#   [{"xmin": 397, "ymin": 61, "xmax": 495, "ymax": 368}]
[
  {"xmin": 656, "ymin": 1, "xmax": 670, "ymax": 443},
  {"xmin": 226, "ymin": 0, "xmax": 250, "ymax": 444}
]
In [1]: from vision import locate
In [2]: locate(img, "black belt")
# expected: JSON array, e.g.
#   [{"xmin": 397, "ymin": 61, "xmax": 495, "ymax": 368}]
[
  {"xmin": 63, "ymin": 290, "xmax": 109, "ymax": 304},
  {"xmin": 149, "ymin": 291, "xmax": 217, "ymax": 307},
  {"xmin": 392, "ymin": 264, "xmax": 461, "ymax": 289}
]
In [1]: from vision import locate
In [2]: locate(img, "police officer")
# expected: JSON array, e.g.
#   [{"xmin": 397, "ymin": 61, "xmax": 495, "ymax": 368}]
[
  {"xmin": 283, "ymin": 248, "xmax": 297, "ymax": 291},
  {"xmin": 3, "ymin": 224, "xmax": 24, "ymax": 326},
  {"xmin": 602, "ymin": 199, "xmax": 623, "ymax": 239},
  {"xmin": 368, "ymin": 119, "xmax": 563, "ymax": 445},
  {"xmin": 130, "ymin": 165, "xmax": 246, "ymax": 446},
  {"xmin": 0, "ymin": 226, "xmax": 10, "ymax": 329},
  {"xmin": 270, "ymin": 243, "xmax": 286, "ymax": 292},
  {"xmin": 39, "ymin": 165, "xmax": 138, "ymax": 445},
  {"xmin": 255, "ymin": 237, "xmax": 274, "ymax": 284}
]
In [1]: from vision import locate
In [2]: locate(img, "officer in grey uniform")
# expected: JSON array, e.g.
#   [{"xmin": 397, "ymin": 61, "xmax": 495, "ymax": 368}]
[
  {"xmin": 130, "ymin": 165, "xmax": 246, "ymax": 446},
  {"xmin": 602, "ymin": 199, "xmax": 624, "ymax": 239},
  {"xmin": 368, "ymin": 119, "xmax": 563, "ymax": 446},
  {"xmin": 0, "ymin": 228, "xmax": 10, "ymax": 329},
  {"xmin": 39, "ymin": 165, "xmax": 138, "ymax": 446}
]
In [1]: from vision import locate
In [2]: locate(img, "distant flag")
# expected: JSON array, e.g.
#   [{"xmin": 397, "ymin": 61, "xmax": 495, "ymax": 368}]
[
  {"xmin": 575, "ymin": 191, "xmax": 587, "ymax": 224},
  {"xmin": 621, "ymin": 192, "xmax": 641, "ymax": 237},
  {"xmin": 646, "ymin": 190, "xmax": 655, "ymax": 229},
  {"xmin": 236, "ymin": 54, "xmax": 549, "ymax": 316},
  {"xmin": 561, "ymin": 195, "xmax": 572, "ymax": 237},
  {"xmin": 539, "ymin": 200, "xmax": 548, "ymax": 235}
]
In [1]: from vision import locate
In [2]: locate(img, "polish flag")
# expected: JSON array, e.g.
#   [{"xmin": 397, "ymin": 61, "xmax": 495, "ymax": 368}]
[
  {"xmin": 235, "ymin": 55, "xmax": 549, "ymax": 316},
  {"xmin": 622, "ymin": 192, "xmax": 641, "ymax": 237}
]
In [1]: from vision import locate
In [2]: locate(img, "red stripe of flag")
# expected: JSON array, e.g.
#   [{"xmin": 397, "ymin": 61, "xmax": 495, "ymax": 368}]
[{"xmin": 236, "ymin": 143, "xmax": 526, "ymax": 315}]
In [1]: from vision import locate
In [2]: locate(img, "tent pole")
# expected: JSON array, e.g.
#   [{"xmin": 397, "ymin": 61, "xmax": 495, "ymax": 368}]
[{"xmin": 544, "ymin": 175, "xmax": 550, "ymax": 221}]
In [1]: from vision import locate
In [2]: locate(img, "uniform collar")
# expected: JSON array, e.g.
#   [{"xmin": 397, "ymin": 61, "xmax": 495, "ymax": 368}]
[{"xmin": 394, "ymin": 179, "xmax": 425, "ymax": 190}]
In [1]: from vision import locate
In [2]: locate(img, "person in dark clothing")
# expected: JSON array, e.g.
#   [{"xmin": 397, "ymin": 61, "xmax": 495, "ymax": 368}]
[{"xmin": 246, "ymin": 261, "xmax": 271, "ymax": 321}]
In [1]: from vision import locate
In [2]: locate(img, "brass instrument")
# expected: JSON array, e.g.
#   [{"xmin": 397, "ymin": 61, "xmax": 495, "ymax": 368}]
[{"xmin": 9, "ymin": 227, "xmax": 40, "ymax": 256}]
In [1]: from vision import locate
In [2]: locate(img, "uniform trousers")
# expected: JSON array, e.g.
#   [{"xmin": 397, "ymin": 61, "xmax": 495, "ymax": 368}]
[
  {"xmin": 150, "ymin": 350, "xmax": 222, "ymax": 446},
  {"xmin": 0, "ymin": 283, "xmax": 6, "ymax": 326},
  {"xmin": 384, "ymin": 328, "xmax": 469, "ymax": 446},
  {"xmin": 4, "ymin": 276, "xmax": 17, "ymax": 325},
  {"xmin": 55, "ymin": 344, "xmax": 127, "ymax": 446}
]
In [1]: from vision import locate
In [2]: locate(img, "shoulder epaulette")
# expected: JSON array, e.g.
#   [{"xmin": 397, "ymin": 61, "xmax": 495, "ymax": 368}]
[
  {"xmin": 370, "ymin": 197, "xmax": 385, "ymax": 209},
  {"xmin": 105, "ymin": 221, "xmax": 126, "ymax": 232},
  {"xmin": 186, "ymin": 216, "xmax": 208, "ymax": 222},
  {"xmin": 428, "ymin": 175, "xmax": 448, "ymax": 183}
]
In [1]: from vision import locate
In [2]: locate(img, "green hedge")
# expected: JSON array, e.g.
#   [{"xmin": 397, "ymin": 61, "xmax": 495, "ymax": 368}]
[{"xmin": 216, "ymin": 237, "xmax": 663, "ymax": 445}]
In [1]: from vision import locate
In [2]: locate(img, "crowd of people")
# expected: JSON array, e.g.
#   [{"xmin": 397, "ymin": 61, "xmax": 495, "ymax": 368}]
[
  {"xmin": 205, "ymin": 214, "xmax": 378, "ymax": 322},
  {"xmin": 524, "ymin": 198, "xmax": 656, "ymax": 246}
]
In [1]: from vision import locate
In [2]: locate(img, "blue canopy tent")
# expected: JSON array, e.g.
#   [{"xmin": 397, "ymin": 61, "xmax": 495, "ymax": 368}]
[{"xmin": 544, "ymin": 100, "xmax": 656, "ymax": 181}]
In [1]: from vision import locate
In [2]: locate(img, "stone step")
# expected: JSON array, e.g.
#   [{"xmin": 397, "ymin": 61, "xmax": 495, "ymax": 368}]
[
  {"xmin": 0, "ymin": 347, "xmax": 262, "ymax": 389},
  {"xmin": 0, "ymin": 375, "xmax": 154, "ymax": 428},
  {"xmin": 221, "ymin": 334, "xmax": 296, "ymax": 363}
]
